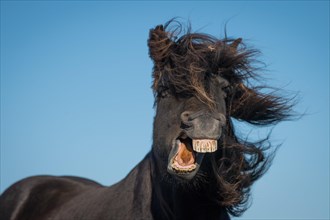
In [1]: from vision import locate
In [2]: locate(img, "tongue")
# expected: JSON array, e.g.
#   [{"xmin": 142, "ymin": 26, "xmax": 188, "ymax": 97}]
[{"xmin": 175, "ymin": 142, "xmax": 195, "ymax": 166}]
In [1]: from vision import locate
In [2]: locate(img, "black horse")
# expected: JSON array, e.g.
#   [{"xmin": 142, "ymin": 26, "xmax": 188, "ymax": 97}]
[{"xmin": 0, "ymin": 21, "xmax": 294, "ymax": 220}]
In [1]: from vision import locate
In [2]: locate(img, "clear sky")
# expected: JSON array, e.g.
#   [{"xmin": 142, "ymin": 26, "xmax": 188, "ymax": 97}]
[{"xmin": 1, "ymin": 1, "xmax": 329, "ymax": 219}]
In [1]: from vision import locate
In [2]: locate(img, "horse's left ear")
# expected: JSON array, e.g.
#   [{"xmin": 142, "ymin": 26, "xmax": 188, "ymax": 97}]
[
  {"xmin": 230, "ymin": 38, "xmax": 242, "ymax": 50},
  {"xmin": 148, "ymin": 24, "xmax": 174, "ymax": 66}
]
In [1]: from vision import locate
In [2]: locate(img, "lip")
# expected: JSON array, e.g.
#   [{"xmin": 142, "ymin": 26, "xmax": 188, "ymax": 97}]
[{"xmin": 167, "ymin": 135, "xmax": 217, "ymax": 180}]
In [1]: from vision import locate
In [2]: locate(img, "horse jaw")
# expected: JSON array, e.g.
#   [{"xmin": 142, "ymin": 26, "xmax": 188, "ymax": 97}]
[{"xmin": 167, "ymin": 137, "xmax": 217, "ymax": 180}]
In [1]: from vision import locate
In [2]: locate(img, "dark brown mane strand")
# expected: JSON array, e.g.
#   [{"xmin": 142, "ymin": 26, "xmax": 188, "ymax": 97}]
[
  {"xmin": 229, "ymin": 84, "xmax": 296, "ymax": 125},
  {"xmin": 211, "ymin": 119, "xmax": 277, "ymax": 216}
]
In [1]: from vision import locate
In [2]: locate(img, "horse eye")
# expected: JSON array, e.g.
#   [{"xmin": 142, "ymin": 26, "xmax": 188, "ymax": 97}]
[
  {"xmin": 222, "ymin": 85, "xmax": 232, "ymax": 95},
  {"xmin": 158, "ymin": 89, "xmax": 171, "ymax": 98},
  {"xmin": 209, "ymin": 72, "xmax": 217, "ymax": 77}
]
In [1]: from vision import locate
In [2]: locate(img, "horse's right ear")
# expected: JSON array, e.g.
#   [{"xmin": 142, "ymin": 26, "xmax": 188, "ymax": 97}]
[{"xmin": 148, "ymin": 25, "xmax": 174, "ymax": 66}]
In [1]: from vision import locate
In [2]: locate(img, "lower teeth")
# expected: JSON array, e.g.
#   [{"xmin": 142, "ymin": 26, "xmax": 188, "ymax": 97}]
[
  {"xmin": 171, "ymin": 161, "xmax": 196, "ymax": 172},
  {"xmin": 172, "ymin": 165, "xmax": 196, "ymax": 172}
]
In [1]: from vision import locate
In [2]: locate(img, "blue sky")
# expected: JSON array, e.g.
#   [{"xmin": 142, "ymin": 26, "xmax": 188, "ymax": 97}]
[{"xmin": 1, "ymin": 1, "xmax": 329, "ymax": 219}]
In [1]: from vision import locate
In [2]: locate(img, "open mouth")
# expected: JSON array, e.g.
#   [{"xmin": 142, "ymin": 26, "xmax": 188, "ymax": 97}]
[{"xmin": 167, "ymin": 135, "xmax": 218, "ymax": 178}]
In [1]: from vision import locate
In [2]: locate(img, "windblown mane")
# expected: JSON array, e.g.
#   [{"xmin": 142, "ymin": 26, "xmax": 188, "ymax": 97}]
[{"xmin": 148, "ymin": 20, "xmax": 295, "ymax": 216}]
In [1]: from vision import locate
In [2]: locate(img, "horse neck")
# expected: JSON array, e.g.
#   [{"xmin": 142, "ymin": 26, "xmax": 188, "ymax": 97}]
[
  {"xmin": 109, "ymin": 153, "xmax": 153, "ymax": 218},
  {"xmin": 150, "ymin": 153, "xmax": 230, "ymax": 220}
]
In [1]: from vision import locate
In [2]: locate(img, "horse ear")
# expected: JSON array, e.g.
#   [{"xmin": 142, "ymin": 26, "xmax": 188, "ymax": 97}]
[
  {"xmin": 230, "ymin": 38, "xmax": 242, "ymax": 50},
  {"xmin": 230, "ymin": 83, "xmax": 292, "ymax": 125},
  {"xmin": 148, "ymin": 25, "xmax": 174, "ymax": 65}
]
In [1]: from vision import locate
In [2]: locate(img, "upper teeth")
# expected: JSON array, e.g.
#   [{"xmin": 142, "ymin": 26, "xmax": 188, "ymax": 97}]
[{"xmin": 192, "ymin": 139, "xmax": 217, "ymax": 153}]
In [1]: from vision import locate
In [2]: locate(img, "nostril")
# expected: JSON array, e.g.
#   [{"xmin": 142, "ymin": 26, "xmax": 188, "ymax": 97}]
[
  {"xmin": 219, "ymin": 114, "xmax": 227, "ymax": 125},
  {"xmin": 180, "ymin": 111, "xmax": 193, "ymax": 130},
  {"xmin": 180, "ymin": 111, "xmax": 192, "ymax": 122},
  {"xmin": 211, "ymin": 112, "xmax": 226, "ymax": 125}
]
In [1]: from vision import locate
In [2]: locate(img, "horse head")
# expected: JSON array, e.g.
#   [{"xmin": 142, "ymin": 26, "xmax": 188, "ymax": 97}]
[{"xmin": 148, "ymin": 21, "xmax": 293, "ymax": 215}]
